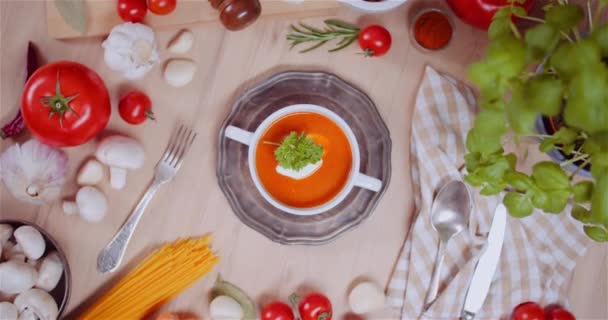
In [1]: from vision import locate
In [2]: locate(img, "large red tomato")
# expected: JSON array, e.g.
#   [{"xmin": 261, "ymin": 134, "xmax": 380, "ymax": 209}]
[
  {"xmin": 21, "ymin": 61, "xmax": 111, "ymax": 147},
  {"xmin": 446, "ymin": 0, "xmax": 535, "ymax": 30}
]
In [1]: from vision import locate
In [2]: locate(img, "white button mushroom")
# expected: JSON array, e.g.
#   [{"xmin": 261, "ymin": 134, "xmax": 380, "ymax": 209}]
[
  {"xmin": 14, "ymin": 226, "xmax": 45, "ymax": 261},
  {"xmin": 0, "ymin": 260, "xmax": 38, "ymax": 294},
  {"xmin": 75, "ymin": 186, "xmax": 108, "ymax": 223},
  {"xmin": 0, "ymin": 302, "xmax": 18, "ymax": 320},
  {"xmin": 95, "ymin": 136, "xmax": 145, "ymax": 190},
  {"xmin": 2, "ymin": 241, "xmax": 26, "ymax": 263},
  {"xmin": 209, "ymin": 295, "xmax": 244, "ymax": 320},
  {"xmin": 348, "ymin": 281, "xmax": 386, "ymax": 314},
  {"xmin": 35, "ymin": 252, "xmax": 63, "ymax": 292},
  {"xmin": 0, "ymin": 224, "xmax": 13, "ymax": 246},
  {"xmin": 14, "ymin": 288, "xmax": 58, "ymax": 320},
  {"xmin": 76, "ymin": 159, "xmax": 104, "ymax": 186}
]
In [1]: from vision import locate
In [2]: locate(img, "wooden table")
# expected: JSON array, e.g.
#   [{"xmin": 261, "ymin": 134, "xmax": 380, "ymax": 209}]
[{"xmin": 1, "ymin": 0, "xmax": 606, "ymax": 319}]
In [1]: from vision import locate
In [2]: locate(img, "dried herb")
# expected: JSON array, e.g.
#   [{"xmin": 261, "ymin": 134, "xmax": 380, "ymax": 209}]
[{"xmin": 54, "ymin": 0, "xmax": 87, "ymax": 35}]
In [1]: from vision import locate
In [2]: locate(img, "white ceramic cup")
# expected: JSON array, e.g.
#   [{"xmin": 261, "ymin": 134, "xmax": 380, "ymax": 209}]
[
  {"xmin": 338, "ymin": 0, "xmax": 408, "ymax": 13},
  {"xmin": 224, "ymin": 104, "xmax": 382, "ymax": 216}
]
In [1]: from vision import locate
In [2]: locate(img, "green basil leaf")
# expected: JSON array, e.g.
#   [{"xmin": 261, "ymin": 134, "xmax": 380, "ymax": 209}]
[
  {"xmin": 489, "ymin": 18, "xmax": 512, "ymax": 40},
  {"xmin": 545, "ymin": 4, "xmax": 584, "ymax": 31},
  {"xmin": 505, "ymin": 171, "xmax": 534, "ymax": 191},
  {"xmin": 583, "ymin": 226, "xmax": 608, "ymax": 242},
  {"xmin": 532, "ymin": 161, "xmax": 570, "ymax": 190},
  {"xmin": 466, "ymin": 128, "xmax": 503, "ymax": 156},
  {"xmin": 464, "ymin": 173, "xmax": 484, "ymax": 187},
  {"xmin": 572, "ymin": 205, "xmax": 594, "ymax": 223},
  {"xmin": 510, "ymin": 6, "xmax": 527, "ymax": 17},
  {"xmin": 542, "ymin": 190, "xmax": 571, "ymax": 213},
  {"xmin": 474, "ymin": 110, "xmax": 507, "ymax": 137},
  {"xmin": 478, "ymin": 158, "xmax": 511, "ymax": 181},
  {"xmin": 591, "ymin": 173, "xmax": 608, "ymax": 226},
  {"xmin": 539, "ymin": 138, "xmax": 558, "ymax": 153},
  {"xmin": 553, "ymin": 127, "xmax": 579, "ymax": 144},
  {"xmin": 504, "ymin": 192, "xmax": 534, "ymax": 217},
  {"xmin": 525, "ymin": 24, "xmax": 560, "ymax": 61},
  {"xmin": 481, "ymin": 181, "xmax": 507, "ymax": 195},
  {"xmin": 592, "ymin": 24, "xmax": 608, "ymax": 56},
  {"xmin": 573, "ymin": 181, "xmax": 594, "ymax": 203},
  {"xmin": 464, "ymin": 152, "xmax": 482, "ymax": 172},
  {"xmin": 524, "ymin": 75, "xmax": 564, "ymax": 116},
  {"xmin": 507, "ymin": 84, "xmax": 538, "ymax": 134},
  {"xmin": 564, "ymin": 65, "xmax": 608, "ymax": 133}
]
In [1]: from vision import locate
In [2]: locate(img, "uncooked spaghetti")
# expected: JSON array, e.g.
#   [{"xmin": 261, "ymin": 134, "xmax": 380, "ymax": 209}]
[{"xmin": 80, "ymin": 236, "xmax": 219, "ymax": 320}]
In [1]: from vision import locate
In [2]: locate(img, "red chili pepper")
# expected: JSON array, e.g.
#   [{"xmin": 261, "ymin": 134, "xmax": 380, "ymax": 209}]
[{"xmin": 446, "ymin": 0, "xmax": 535, "ymax": 30}]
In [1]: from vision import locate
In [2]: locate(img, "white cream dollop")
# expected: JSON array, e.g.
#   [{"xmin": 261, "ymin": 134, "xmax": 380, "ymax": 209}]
[
  {"xmin": 276, "ymin": 160, "xmax": 322, "ymax": 180},
  {"xmin": 0, "ymin": 139, "xmax": 67, "ymax": 205},
  {"xmin": 102, "ymin": 22, "xmax": 160, "ymax": 80}
]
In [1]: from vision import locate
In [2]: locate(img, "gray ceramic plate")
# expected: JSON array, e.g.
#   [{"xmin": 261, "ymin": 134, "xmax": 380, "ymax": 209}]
[{"xmin": 216, "ymin": 71, "xmax": 391, "ymax": 245}]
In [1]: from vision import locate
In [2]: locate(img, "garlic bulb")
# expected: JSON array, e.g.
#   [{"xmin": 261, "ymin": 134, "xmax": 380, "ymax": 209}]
[
  {"xmin": 102, "ymin": 22, "xmax": 160, "ymax": 80},
  {"xmin": 0, "ymin": 139, "xmax": 67, "ymax": 205}
]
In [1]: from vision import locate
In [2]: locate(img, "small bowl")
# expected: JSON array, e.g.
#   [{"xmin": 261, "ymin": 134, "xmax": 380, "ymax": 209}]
[
  {"xmin": 0, "ymin": 219, "xmax": 71, "ymax": 317},
  {"xmin": 409, "ymin": 8, "xmax": 454, "ymax": 52},
  {"xmin": 339, "ymin": 0, "xmax": 408, "ymax": 13}
]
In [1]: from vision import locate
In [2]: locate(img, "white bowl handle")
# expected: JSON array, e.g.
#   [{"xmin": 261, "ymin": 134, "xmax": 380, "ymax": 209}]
[
  {"xmin": 225, "ymin": 125, "xmax": 253, "ymax": 145},
  {"xmin": 354, "ymin": 173, "xmax": 382, "ymax": 192}
]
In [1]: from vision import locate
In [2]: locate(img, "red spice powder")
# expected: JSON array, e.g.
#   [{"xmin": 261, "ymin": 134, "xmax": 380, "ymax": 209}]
[{"xmin": 413, "ymin": 11, "xmax": 453, "ymax": 50}]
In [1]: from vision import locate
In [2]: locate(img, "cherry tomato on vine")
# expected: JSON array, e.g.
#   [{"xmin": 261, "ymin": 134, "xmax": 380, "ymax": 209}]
[
  {"xmin": 117, "ymin": 0, "xmax": 147, "ymax": 23},
  {"xmin": 358, "ymin": 25, "xmax": 392, "ymax": 57},
  {"xmin": 119, "ymin": 91, "xmax": 154, "ymax": 125},
  {"xmin": 511, "ymin": 302, "xmax": 545, "ymax": 320},
  {"xmin": 148, "ymin": 0, "xmax": 177, "ymax": 15},
  {"xmin": 21, "ymin": 61, "xmax": 111, "ymax": 147},
  {"xmin": 261, "ymin": 302, "xmax": 294, "ymax": 320},
  {"xmin": 298, "ymin": 293, "xmax": 332, "ymax": 320}
]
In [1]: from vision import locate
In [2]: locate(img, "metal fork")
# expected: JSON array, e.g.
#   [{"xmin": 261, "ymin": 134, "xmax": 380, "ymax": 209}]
[{"xmin": 97, "ymin": 125, "xmax": 197, "ymax": 273}]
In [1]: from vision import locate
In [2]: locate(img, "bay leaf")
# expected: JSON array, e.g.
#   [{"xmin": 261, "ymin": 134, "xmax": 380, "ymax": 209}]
[{"xmin": 54, "ymin": 0, "xmax": 87, "ymax": 35}]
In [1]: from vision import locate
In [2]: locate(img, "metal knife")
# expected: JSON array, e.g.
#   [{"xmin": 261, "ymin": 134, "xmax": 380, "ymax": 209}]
[{"xmin": 461, "ymin": 203, "xmax": 507, "ymax": 320}]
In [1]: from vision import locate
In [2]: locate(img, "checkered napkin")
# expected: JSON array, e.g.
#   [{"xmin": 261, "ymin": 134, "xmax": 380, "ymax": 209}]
[{"xmin": 386, "ymin": 66, "xmax": 591, "ymax": 319}]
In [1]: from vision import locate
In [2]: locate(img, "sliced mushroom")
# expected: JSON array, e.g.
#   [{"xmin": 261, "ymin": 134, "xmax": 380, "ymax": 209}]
[
  {"xmin": 14, "ymin": 288, "xmax": 58, "ymax": 320},
  {"xmin": 35, "ymin": 252, "xmax": 63, "ymax": 292},
  {"xmin": 14, "ymin": 226, "xmax": 45, "ymax": 260},
  {"xmin": 0, "ymin": 302, "xmax": 18, "ymax": 320},
  {"xmin": 0, "ymin": 260, "xmax": 38, "ymax": 294}
]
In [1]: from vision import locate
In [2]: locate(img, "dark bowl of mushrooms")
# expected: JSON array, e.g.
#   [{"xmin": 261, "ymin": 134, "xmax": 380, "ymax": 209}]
[{"xmin": 0, "ymin": 220, "xmax": 71, "ymax": 320}]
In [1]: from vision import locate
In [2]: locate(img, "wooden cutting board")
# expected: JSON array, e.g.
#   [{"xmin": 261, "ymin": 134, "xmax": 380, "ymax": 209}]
[{"xmin": 46, "ymin": 0, "xmax": 341, "ymax": 39}]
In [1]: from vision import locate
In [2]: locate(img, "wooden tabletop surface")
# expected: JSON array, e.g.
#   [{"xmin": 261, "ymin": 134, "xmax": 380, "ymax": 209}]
[{"xmin": 1, "ymin": 0, "xmax": 607, "ymax": 319}]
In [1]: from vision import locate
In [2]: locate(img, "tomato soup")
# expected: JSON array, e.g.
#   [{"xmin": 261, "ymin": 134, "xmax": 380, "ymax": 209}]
[{"xmin": 255, "ymin": 112, "xmax": 353, "ymax": 208}]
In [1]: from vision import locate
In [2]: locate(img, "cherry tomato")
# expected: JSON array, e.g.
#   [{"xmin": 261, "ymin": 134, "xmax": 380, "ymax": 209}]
[
  {"xmin": 117, "ymin": 0, "xmax": 147, "ymax": 22},
  {"xmin": 358, "ymin": 25, "xmax": 392, "ymax": 57},
  {"xmin": 261, "ymin": 302, "xmax": 294, "ymax": 320},
  {"xmin": 512, "ymin": 302, "xmax": 545, "ymax": 320},
  {"xmin": 119, "ymin": 91, "xmax": 154, "ymax": 125},
  {"xmin": 21, "ymin": 61, "xmax": 111, "ymax": 147},
  {"xmin": 545, "ymin": 305, "xmax": 576, "ymax": 320},
  {"xmin": 148, "ymin": 0, "xmax": 177, "ymax": 15},
  {"xmin": 298, "ymin": 293, "xmax": 332, "ymax": 320}
]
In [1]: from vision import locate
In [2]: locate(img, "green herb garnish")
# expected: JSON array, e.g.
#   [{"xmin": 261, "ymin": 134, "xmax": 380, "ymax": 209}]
[{"xmin": 266, "ymin": 131, "xmax": 324, "ymax": 171}]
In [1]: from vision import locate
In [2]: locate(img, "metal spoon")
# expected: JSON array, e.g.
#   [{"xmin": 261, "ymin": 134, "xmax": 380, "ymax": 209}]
[{"xmin": 423, "ymin": 180, "xmax": 472, "ymax": 311}]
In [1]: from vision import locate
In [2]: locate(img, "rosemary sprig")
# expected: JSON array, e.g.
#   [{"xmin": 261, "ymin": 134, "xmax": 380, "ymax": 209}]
[{"xmin": 287, "ymin": 19, "xmax": 360, "ymax": 53}]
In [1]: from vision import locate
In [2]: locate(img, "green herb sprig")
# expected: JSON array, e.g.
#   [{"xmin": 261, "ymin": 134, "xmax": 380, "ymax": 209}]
[
  {"xmin": 266, "ymin": 132, "xmax": 324, "ymax": 171},
  {"xmin": 287, "ymin": 20, "xmax": 360, "ymax": 53}
]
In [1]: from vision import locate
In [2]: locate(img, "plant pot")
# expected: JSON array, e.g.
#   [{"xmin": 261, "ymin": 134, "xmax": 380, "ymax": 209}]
[{"xmin": 535, "ymin": 115, "xmax": 592, "ymax": 177}]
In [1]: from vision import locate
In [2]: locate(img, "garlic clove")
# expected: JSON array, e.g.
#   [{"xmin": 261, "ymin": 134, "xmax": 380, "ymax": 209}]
[
  {"xmin": 167, "ymin": 29, "xmax": 194, "ymax": 54},
  {"xmin": 77, "ymin": 159, "xmax": 104, "ymax": 186},
  {"xmin": 163, "ymin": 59, "xmax": 197, "ymax": 87},
  {"xmin": 0, "ymin": 139, "xmax": 68, "ymax": 205},
  {"xmin": 75, "ymin": 186, "xmax": 108, "ymax": 223}
]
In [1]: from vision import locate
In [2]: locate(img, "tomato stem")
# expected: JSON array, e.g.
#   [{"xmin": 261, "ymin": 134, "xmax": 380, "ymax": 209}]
[{"xmin": 40, "ymin": 72, "xmax": 80, "ymax": 128}]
